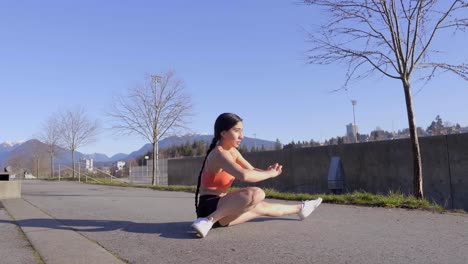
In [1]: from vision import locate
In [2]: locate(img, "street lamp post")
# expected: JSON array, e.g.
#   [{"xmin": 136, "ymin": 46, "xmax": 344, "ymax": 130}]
[
  {"xmin": 151, "ymin": 75, "xmax": 162, "ymax": 83},
  {"xmin": 144, "ymin": 156, "xmax": 149, "ymax": 181},
  {"xmin": 351, "ymin": 100, "xmax": 358, "ymax": 142}
]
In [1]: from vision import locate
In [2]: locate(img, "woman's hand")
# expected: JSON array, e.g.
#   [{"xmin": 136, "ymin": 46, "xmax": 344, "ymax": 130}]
[
  {"xmin": 267, "ymin": 163, "xmax": 277, "ymax": 170},
  {"xmin": 267, "ymin": 163, "xmax": 283, "ymax": 177}
]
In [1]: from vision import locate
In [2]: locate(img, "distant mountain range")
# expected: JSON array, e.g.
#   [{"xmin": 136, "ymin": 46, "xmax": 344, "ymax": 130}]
[{"xmin": 0, "ymin": 134, "xmax": 276, "ymax": 167}]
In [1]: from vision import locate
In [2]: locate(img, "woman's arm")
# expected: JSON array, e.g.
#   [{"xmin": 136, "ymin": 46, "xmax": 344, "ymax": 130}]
[
  {"xmin": 215, "ymin": 149, "xmax": 282, "ymax": 183},
  {"xmin": 235, "ymin": 149, "xmax": 278, "ymax": 172},
  {"xmin": 235, "ymin": 150, "xmax": 255, "ymax": 169}
]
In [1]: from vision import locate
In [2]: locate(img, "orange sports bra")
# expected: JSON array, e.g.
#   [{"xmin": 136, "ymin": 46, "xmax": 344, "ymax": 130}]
[{"xmin": 201, "ymin": 169, "xmax": 235, "ymax": 191}]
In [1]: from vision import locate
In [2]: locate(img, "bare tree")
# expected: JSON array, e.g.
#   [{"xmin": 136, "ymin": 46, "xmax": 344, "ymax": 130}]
[
  {"xmin": 8, "ymin": 151, "xmax": 29, "ymax": 177},
  {"xmin": 304, "ymin": 0, "xmax": 467, "ymax": 198},
  {"xmin": 58, "ymin": 107, "xmax": 100, "ymax": 178},
  {"xmin": 40, "ymin": 114, "xmax": 61, "ymax": 177},
  {"xmin": 109, "ymin": 71, "xmax": 192, "ymax": 185},
  {"xmin": 31, "ymin": 140, "xmax": 44, "ymax": 177}
]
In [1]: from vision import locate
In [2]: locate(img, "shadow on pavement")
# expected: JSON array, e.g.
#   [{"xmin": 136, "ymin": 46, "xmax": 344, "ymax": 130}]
[
  {"xmin": 0, "ymin": 218, "xmax": 195, "ymax": 239},
  {"xmin": 248, "ymin": 217, "xmax": 296, "ymax": 223},
  {"xmin": 0, "ymin": 217, "xmax": 296, "ymax": 239}
]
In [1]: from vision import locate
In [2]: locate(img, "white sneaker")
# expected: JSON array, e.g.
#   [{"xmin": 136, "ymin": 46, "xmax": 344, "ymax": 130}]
[
  {"xmin": 191, "ymin": 217, "xmax": 214, "ymax": 238},
  {"xmin": 298, "ymin": 197, "xmax": 323, "ymax": 220}
]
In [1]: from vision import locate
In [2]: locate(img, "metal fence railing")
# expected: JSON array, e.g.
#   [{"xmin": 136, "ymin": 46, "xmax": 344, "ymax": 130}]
[
  {"xmin": 56, "ymin": 163, "xmax": 119, "ymax": 184},
  {"xmin": 129, "ymin": 159, "xmax": 167, "ymax": 185},
  {"xmin": 30, "ymin": 159, "xmax": 168, "ymax": 186}
]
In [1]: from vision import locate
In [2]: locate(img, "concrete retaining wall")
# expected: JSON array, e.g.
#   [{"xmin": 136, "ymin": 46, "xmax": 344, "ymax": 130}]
[
  {"xmin": 447, "ymin": 133, "xmax": 468, "ymax": 210},
  {"xmin": 168, "ymin": 133, "xmax": 468, "ymax": 210},
  {"xmin": 0, "ymin": 181, "xmax": 21, "ymax": 199}
]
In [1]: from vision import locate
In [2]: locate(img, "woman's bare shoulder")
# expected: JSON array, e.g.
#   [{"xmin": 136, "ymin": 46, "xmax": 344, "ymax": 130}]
[
  {"xmin": 205, "ymin": 147, "xmax": 222, "ymax": 171},
  {"xmin": 232, "ymin": 147, "xmax": 241, "ymax": 157},
  {"xmin": 207, "ymin": 146, "xmax": 237, "ymax": 164},
  {"xmin": 208, "ymin": 146, "xmax": 222, "ymax": 159}
]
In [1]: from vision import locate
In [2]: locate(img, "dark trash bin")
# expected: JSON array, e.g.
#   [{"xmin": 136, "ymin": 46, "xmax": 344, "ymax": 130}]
[{"xmin": 0, "ymin": 173, "xmax": 10, "ymax": 181}]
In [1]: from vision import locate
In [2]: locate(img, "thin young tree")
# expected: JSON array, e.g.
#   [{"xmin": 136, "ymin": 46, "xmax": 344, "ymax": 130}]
[
  {"xmin": 40, "ymin": 114, "xmax": 61, "ymax": 178},
  {"xmin": 304, "ymin": 0, "xmax": 467, "ymax": 198},
  {"xmin": 109, "ymin": 71, "xmax": 192, "ymax": 185},
  {"xmin": 31, "ymin": 140, "xmax": 45, "ymax": 178},
  {"xmin": 58, "ymin": 107, "xmax": 100, "ymax": 178}
]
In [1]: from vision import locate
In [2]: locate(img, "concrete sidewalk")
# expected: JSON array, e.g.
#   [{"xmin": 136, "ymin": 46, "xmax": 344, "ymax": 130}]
[
  {"xmin": 1, "ymin": 198, "xmax": 125, "ymax": 264},
  {"xmin": 0, "ymin": 201, "xmax": 37, "ymax": 264}
]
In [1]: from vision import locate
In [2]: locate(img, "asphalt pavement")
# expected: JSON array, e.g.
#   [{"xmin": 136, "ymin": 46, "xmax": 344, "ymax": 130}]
[{"xmin": 1, "ymin": 180, "xmax": 467, "ymax": 264}]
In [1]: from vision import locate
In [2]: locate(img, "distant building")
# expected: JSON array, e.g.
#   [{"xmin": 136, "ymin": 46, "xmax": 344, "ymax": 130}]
[
  {"xmin": 346, "ymin": 123, "xmax": 358, "ymax": 142},
  {"xmin": 461, "ymin": 126, "xmax": 468, "ymax": 133},
  {"xmin": 116, "ymin": 161, "xmax": 126, "ymax": 171},
  {"xmin": 84, "ymin": 159, "xmax": 94, "ymax": 172}
]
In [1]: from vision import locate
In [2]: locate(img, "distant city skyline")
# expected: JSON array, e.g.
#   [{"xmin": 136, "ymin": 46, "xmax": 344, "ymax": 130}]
[{"xmin": 1, "ymin": 1, "xmax": 466, "ymax": 156}]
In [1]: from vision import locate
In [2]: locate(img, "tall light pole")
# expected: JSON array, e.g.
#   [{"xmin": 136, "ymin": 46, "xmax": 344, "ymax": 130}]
[
  {"xmin": 351, "ymin": 100, "xmax": 357, "ymax": 142},
  {"xmin": 150, "ymin": 74, "xmax": 162, "ymax": 185},
  {"xmin": 144, "ymin": 155, "xmax": 149, "ymax": 180},
  {"xmin": 151, "ymin": 75, "xmax": 162, "ymax": 83}
]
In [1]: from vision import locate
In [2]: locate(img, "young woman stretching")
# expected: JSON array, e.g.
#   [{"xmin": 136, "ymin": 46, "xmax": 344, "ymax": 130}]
[{"xmin": 191, "ymin": 113, "xmax": 322, "ymax": 238}]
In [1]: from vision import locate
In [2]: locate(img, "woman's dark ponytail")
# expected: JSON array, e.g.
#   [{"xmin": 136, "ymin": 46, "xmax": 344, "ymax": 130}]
[{"xmin": 195, "ymin": 137, "xmax": 218, "ymax": 216}]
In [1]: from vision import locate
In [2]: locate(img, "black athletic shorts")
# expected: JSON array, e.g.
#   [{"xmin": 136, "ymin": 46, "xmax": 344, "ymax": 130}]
[{"xmin": 197, "ymin": 195, "xmax": 226, "ymax": 228}]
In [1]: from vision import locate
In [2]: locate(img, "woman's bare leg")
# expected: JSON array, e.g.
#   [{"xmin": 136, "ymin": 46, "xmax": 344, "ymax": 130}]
[
  {"xmin": 207, "ymin": 187, "xmax": 266, "ymax": 223},
  {"xmin": 219, "ymin": 201, "xmax": 301, "ymax": 226},
  {"xmin": 205, "ymin": 186, "xmax": 302, "ymax": 226}
]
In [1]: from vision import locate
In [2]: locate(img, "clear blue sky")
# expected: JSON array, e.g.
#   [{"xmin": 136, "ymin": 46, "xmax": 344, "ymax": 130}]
[{"xmin": 1, "ymin": 0, "xmax": 467, "ymax": 156}]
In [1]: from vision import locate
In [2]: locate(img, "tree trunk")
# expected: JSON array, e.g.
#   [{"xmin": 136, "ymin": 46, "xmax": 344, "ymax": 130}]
[
  {"xmin": 151, "ymin": 142, "xmax": 159, "ymax": 186},
  {"xmin": 156, "ymin": 140, "xmax": 159, "ymax": 185},
  {"xmin": 402, "ymin": 79, "xmax": 424, "ymax": 199},
  {"xmin": 72, "ymin": 149, "xmax": 75, "ymax": 178},
  {"xmin": 50, "ymin": 155, "xmax": 54, "ymax": 178}
]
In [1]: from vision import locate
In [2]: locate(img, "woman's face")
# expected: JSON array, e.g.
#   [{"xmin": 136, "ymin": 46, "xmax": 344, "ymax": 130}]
[{"xmin": 220, "ymin": 121, "xmax": 244, "ymax": 148}]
